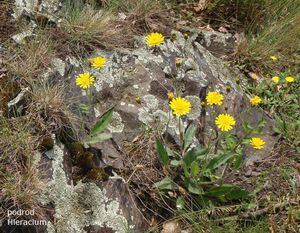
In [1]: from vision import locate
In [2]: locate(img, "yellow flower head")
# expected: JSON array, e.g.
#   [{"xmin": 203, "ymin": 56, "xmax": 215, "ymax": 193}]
[
  {"xmin": 215, "ymin": 114, "xmax": 236, "ymax": 132},
  {"xmin": 75, "ymin": 73, "xmax": 95, "ymax": 89},
  {"xmin": 89, "ymin": 56, "xmax": 106, "ymax": 69},
  {"xmin": 183, "ymin": 32, "xmax": 189, "ymax": 39},
  {"xmin": 272, "ymin": 76, "xmax": 280, "ymax": 84},
  {"xmin": 250, "ymin": 73, "xmax": 258, "ymax": 80},
  {"xmin": 270, "ymin": 56, "xmax": 278, "ymax": 61},
  {"xmin": 175, "ymin": 57, "xmax": 183, "ymax": 66},
  {"xmin": 250, "ymin": 96, "xmax": 262, "ymax": 106},
  {"xmin": 135, "ymin": 97, "xmax": 141, "ymax": 104},
  {"xmin": 167, "ymin": 92, "xmax": 174, "ymax": 101},
  {"xmin": 169, "ymin": 97, "xmax": 191, "ymax": 116},
  {"xmin": 206, "ymin": 91, "xmax": 224, "ymax": 105},
  {"xmin": 146, "ymin": 32, "xmax": 164, "ymax": 47},
  {"xmin": 250, "ymin": 137, "xmax": 265, "ymax": 150},
  {"xmin": 285, "ymin": 76, "xmax": 295, "ymax": 83}
]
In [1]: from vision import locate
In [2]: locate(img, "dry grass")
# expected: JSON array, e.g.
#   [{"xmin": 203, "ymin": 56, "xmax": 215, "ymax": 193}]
[
  {"xmin": 122, "ymin": 134, "xmax": 175, "ymax": 226},
  {"xmin": 55, "ymin": 0, "xmax": 170, "ymax": 52},
  {"xmin": 0, "ymin": 117, "xmax": 45, "ymax": 219},
  {"xmin": 102, "ymin": 0, "xmax": 169, "ymax": 30},
  {"xmin": 0, "ymin": 74, "xmax": 20, "ymax": 116},
  {"xmin": 6, "ymin": 32, "xmax": 56, "ymax": 83},
  {"xmin": 58, "ymin": 3, "xmax": 136, "ymax": 51},
  {"xmin": 0, "ymin": 0, "xmax": 16, "ymax": 42},
  {"xmin": 28, "ymin": 82, "xmax": 78, "ymax": 136},
  {"xmin": 233, "ymin": 0, "xmax": 300, "ymax": 73}
]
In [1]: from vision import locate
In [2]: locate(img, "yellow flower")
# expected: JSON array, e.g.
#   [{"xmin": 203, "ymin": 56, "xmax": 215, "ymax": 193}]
[
  {"xmin": 169, "ymin": 97, "xmax": 191, "ymax": 116},
  {"xmin": 146, "ymin": 32, "xmax": 164, "ymax": 47},
  {"xmin": 206, "ymin": 91, "xmax": 224, "ymax": 105},
  {"xmin": 183, "ymin": 32, "xmax": 189, "ymax": 39},
  {"xmin": 270, "ymin": 56, "xmax": 278, "ymax": 61},
  {"xmin": 135, "ymin": 97, "xmax": 141, "ymax": 104},
  {"xmin": 175, "ymin": 57, "xmax": 183, "ymax": 66},
  {"xmin": 250, "ymin": 137, "xmax": 265, "ymax": 150},
  {"xmin": 272, "ymin": 76, "xmax": 280, "ymax": 84},
  {"xmin": 250, "ymin": 96, "xmax": 262, "ymax": 106},
  {"xmin": 75, "ymin": 73, "xmax": 95, "ymax": 89},
  {"xmin": 89, "ymin": 56, "xmax": 106, "ymax": 69},
  {"xmin": 167, "ymin": 92, "xmax": 174, "ymax": 101},
  {"xmin": 285, "ymin": 76, "xmax": 295, "ymax": 83},
  {"xmin": 215, "ymin": 114, "xmax": 236, "ymax": 132},
  {"xmin": 250, "ymin": 73, "xmax": 258, "ymax": 80}
]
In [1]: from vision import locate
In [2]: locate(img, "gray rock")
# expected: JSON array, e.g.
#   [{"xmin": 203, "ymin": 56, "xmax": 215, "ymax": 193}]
[
  {"xmin": 12, "ymin": 0, "xmax": 62, "ymax": 23},
  {"xmin": 63, "ymin": 30, "xmax": 275, "ymax": 166},
  {"xmin": 34, "ymin": 30, "xmax": 278, "ymax": 232},
  {"xmin": 193, "ymin": 29, "xmax": 236, "ymax": 58},
  {"xmin": 7, "ymin": 87, "xmax": 30, "ymax": 116},
  {"xmin": 38, "ymin": 141, "xmax": 147, "ymax": 233}
]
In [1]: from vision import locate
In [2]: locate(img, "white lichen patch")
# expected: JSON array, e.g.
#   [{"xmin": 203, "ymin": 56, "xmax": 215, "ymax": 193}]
[
  {"xmin": 108, "ymin": 112, "xmax": 124, "ymax": 133},
  {"xmin": 12, "ymin": 29, "xmax": 33, "ymax": 44},
  {"xmin": 51, "ymin": 58, "xmax": 65, "ymax": 76},
  {"xmin": 13, "ymin": 0, "xmax": 38, "ymax": 18},
  {"xmin": 201, "ymin": 31, "xmax": 232, "ymax": 47},
  {"xmin": 138, "ymin": 108, "xmax": 154, "ymax": 125},
  {"xmin": 40, "ymin": 143, "xmax": 129, "ymax": 233},
  {"xmin": 142, "ymin": 94, "xmax": 159, "ymax": 110},
  {"xmin": 185, "ymin": 96, "xmax": 201, "ymax": 120}
]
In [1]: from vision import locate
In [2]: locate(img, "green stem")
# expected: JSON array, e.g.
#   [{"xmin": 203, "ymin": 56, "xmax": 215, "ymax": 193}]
[{"xmin": 178, "ymin": 116, "xmax": 183, "ymax": 152}]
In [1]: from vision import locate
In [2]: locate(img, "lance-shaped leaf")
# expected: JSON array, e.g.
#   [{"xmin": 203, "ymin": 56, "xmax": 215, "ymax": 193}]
[
  {"xmin": 90, "ymin": 108, "xmax": 113, "ymax": 136},
  {"xmin": 183, "ymin": 123, "xmax": 197, "ymax": 150},
  {"xmin": 205, "ymin": 184, "xmax": 250, "ymax": 200},
  {"xmin": 153, "ymin": 177, "xmax": 176, "ymax": 190},
  {"xmin": 156, "ymin": 138, "xmax": 169, "ymax": 166},
  {"xmin": 84, "ymin": 133, "xmax": 112, "ymax": 145}
]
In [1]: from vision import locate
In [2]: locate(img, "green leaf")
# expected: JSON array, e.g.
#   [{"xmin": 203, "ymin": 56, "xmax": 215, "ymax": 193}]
[
  {"xmin": 84, "ymin": 133, "xmax": 112, "ymax": 145},
  {"xmin": 225, "ymin": 134, "xmax": 237, "ymax": 151},
  {"xmin": 90, "ymin": 108, "xmax": 113, "ymax": 136},
  {"xmin": 233, "ymin": 152, "xmax": 243, "ymax": 169},
  {"xmin": 184, "ymin": 123, "xmax": 197, "ymax": 150},
  {"xmin": 191, "ymin": 161, "xmax": 200, "ymax": 177},
  {"xmin": 183, "ymin": 147, "xmax": 208, "ymax": 168},
  {"xmin": 242, "ymin": 121, "xmax": 253, "ymax": 133},
  {"xmin": 257, "ymin": 118, "xmax": 266, "ymax": 129},
  {"xmin": 186, "ymin": 178, "xmax": 203, "ymax": 195},
  {"xmin": 153, "ymin": 177, "xmax": 176, "ymax": 190},
  {"xmin": 170, "ymin": 160, "xmax": 181, "ymax": 166},
  {"xmin": 206, "ymin": 153, "xmax": 233, "ymax": 171},
  {"xmin": 79, "ymin": 104, "xmax": 90, "ymax": 114},
  {"xmin": 156, "ymin": 138, "xmax": 169, "ymax": 166},
  {"xmin": 176, "ymin": 196, "xmax": 185, "ymax": 210},
  {"xmin": 205, "ymin": 185, "xmax": 250, "ymax": 200}
]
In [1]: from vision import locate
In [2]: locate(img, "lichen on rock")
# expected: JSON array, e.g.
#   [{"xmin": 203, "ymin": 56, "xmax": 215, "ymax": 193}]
[{"xmin": 39, "ymin": 142, "xmax": 129, "ymax": 233}]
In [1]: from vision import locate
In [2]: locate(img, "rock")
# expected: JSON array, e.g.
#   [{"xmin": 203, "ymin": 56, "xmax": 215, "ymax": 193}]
[
  {"xmin": 12, "ymin": 28, "xmax": 34, "ymax": 44},
  {"xmin": 38, "ymin": 140, "xmax": 147, "ymax": 233},
  {"xmin": 12, "ymin": 0, "xmax": 62, "ymax": 23},
  {"xmin": 32, "ymin": 30, "xmax": 278, "ymax": 232},
  {"xmin": 59, "ymin": 30, "xmax": 276, "ymax": 167},
  {"xmin": 161, "ymin": 221, "xmax": 181, "ymax": 233},
  {"xmin": 7, "ymin": 87, "xmax": 30, "ymax": 116},
  {"xmin": 192, "ymin": 29, "xmax": 236, "ymax": 58}
]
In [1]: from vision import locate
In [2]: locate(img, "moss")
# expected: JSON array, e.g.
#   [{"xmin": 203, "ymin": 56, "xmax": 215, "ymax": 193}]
[
  {"xmin": 86, "ymin": 167, "xmax": 109, "ymax": 181},
  {"xmin": 40, "ymin": 136, "xmax": 54, "ymax": 151},
  {"xmin": 78, "ymin": 152, "xmax": 95, "ymax": 170},
  {"xmin": 68, "ymin": 142, "xmax": 84, "ymax": 161}
]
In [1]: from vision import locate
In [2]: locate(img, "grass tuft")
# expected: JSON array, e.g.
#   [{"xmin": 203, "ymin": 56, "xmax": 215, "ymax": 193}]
[
  {"xmin": 58, "ymin": 1, "xmax": 135, "ymax": 51},
  {"xmin": 0, "ymin": 117, "xmax": 45, "ymax": 219},
  {"xmin": 6, "ymin": 32, "xmax": 56, "ymax": 82}
]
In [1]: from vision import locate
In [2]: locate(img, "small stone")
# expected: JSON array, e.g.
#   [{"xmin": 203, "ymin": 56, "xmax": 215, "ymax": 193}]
[
  {"xmin": 245, "ymin": 169, "xmax": 252, "ymax": 177},
  {"xmin": 161, "ymin": 221, "xmax": 181, "ymax": 233}
]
